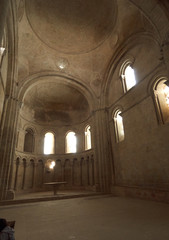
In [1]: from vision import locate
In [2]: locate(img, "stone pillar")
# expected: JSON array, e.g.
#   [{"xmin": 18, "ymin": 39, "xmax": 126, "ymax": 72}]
[
  {"xmin": 22, "ymin": 159, "xmax": 26, "ymax": 190},
  {"xmin": 14, "ymin": 158, "xmax": 20, "ymax": 191},
  {"xmin": 70, "ymin": 159, "xmax": 73, "ymax": 186},
  {"xmin": 0, "ymin": 96, "xmax": 19, "ymax": 200},
  {"xmin": 0, "ymin": 0, "xmax": 10, "ymax": 44},
  {"xmin": 86, "ymin": 156, "xmax": 90, "ymax": 186},
  {"xmin": 32, "ymin": 162, "xmax": 37, "ymax": 191},
  {"xmin": 76, "ymin": 132, "xmax": 83, "ymax": 152},
  {"xmin": 93, "ymin": 109, "xmax": 115, "ymax": 192},
  {"xmin": 80, "ymin": 158, "xmax": 83, "ymax": 186},
  {"xmin": 91, "ymin": 154, "xmax": 95, "ymax": 186},
  {"xmin": 61, "ymin": 162, "xmax": 64, "ymax": 182}
]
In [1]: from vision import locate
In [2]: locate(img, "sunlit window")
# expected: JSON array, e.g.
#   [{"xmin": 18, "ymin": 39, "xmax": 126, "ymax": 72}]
[
  {"xmin": 85, "ymin": 125, "xmax": 91, "ymax": 150},
  {"xmin": 153, "ymin": 79, "xmax": 169, "ymax": 124},
  {"xmin": 125, "ymin": 65, "xmax": 136, "ymax": 91},
  {"xmin": 44, "ymin": 132, "xmax": 55, "ymax": 154},
  {"xmin": 0, "ymin": 36, "xmax": 6, "ymax": 65},
  {"xmin": 66, "ymin": 131, "xmax": 76, "ymax": 153},
  {"xmin": 114, "ymin": 110, "xmax": 124, "ymax": 142},
  {"xmin": 164, "ymin": 84, "xmax": 169, "ymax": 107},
  {"xmin": 121, "ymin": 64, "xmax": 136, "ymax": 92}
]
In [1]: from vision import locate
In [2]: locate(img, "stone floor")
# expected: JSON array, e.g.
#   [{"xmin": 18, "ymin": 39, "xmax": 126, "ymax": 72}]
[
  {"xmin": 1, "ymin": 195, "xmax": 169, "ymax": 240},
  {"xmin": 0, "ymin": 190, "xmax": 100, "ymax": 205},
  {"xmin": 15, "ymin": 190, "xmax": 97, "ymax": 200}
]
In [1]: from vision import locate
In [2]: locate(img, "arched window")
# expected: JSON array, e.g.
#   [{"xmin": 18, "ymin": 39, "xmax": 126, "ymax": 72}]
[
  {"xmin": 121, "ymin": 64, "xmax": 136, "ymax": 92},
  {"xmin": 153, "ymin": 79, "xmax": 169, "ymax": 124},
  {"xmin": 24, "ymin": 128, "xmax": 34, "ymax": 152},
  {"xmin": 85, "ymin": 125, "xmax": 92, "ymax": 150},
  {"xmin": 44, "ymin": 132, "xmax": 55, "ymax": 154},
  {"xmin": 114, "ymin": 110, "xmax": 125, "ymax": 142},
  {"xmin": 0, "ymin": 30, "xmax": 6, "ymax": 66},
  {"xmin": 66, "ymin": 131, "xmax": 77, "ymax": 153}
]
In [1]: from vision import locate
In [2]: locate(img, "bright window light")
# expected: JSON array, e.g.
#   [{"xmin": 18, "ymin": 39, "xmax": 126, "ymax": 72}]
[
  {"xmin": 49, "ymin": 161, "xmax": 55, "ymax": 169},
  {"xmin": 125, "ymin": 65, "xmax": 136, "ymax": 91},
  {"xmin": 85, "ymin": 125, "xmax": 91, "ymax": 150},
  {"xmin": 66, "ymin": 132, "xmax": 76, "ymax": 153},
  {"xmin": 0, "ymin": 47, "xmax": 5, "ymax": 63},
  {"xmin": 0, "ymin": 47, "xmax": 5, "ymax": 56},
  {"xmin": 115, "ymin": 111, "xmax": 124, "ymax": 142},
  {"xmin": 164, "ymin": 85, "xmax": 169, "ymax": 107},
  {"xmin": 44, "ymin": 132, "xmax": 55, "ymax": 154}
]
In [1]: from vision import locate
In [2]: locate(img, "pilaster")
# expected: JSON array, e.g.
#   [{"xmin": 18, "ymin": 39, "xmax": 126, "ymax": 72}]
[
  {"xmin": 0, "ymin": 96, "xmax": 19, "ymax": 200},
  {"xmin": 93, "ymin": 108, "xmax": 115, "ymax": 192}
]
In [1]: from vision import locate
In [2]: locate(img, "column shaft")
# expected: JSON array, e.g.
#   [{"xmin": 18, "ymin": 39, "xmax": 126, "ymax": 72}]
[{"xmin": 0, "ymin": 0, "xmax": 10, "ymax": 43}]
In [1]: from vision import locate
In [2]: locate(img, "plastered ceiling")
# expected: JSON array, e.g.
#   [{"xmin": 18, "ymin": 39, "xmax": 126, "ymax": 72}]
[
  {"xmin": 21, "ymin": 82, "xmax": 90, "ymax": 125},
  {"xmin": 25, "ymin": 0, "xmax": 117, "ymax": 54},
  {"xmin": 17, "ymin": 0, "xmax": 157, "ymax": 125}
]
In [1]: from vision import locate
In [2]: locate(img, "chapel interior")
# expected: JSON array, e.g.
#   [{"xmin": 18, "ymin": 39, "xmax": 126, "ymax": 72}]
[{"xmin": 0, "ymin": 0, "xmax": 169, "ymax": 203}]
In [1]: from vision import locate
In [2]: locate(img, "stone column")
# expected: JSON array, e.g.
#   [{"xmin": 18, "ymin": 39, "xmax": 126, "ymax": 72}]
[
  {"xmin": 32, "ymin": 162, "xmax": 37, "ymax": 191},
  {"xmin": 61, "ymin": 161, "xmax": 65, "ymax": 182},
  {"xmin": 0, "ymin": 96, "xmax": 19, "ymax": 200},
  {"xmin": 22, "ymin": 160, "xmax": 26, "ymax": 190},
  {"xmin": 80, "ymin": 158, "xmax": 83, "ymax": 186},
  {"xmin": 91, "ymin": 154, "xmax": 95, "ymax": 186},
  {"xmin": 0, "ymin": 0, "xmax": 10, "ymax": 44},
  {"xmin": 86, "ymin": 156, "xmax": 89, "ymax": 186},
  {"xmin": 14, "ymin": 159, "xmax": 19, "ymax": 190},
  {"xmin": 93, "ymin": 108, "xmax": 115, "ymax": 193}
]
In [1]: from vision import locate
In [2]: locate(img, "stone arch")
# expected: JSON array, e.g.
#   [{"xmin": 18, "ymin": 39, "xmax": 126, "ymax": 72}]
[
  {"xmin": 23, "ymin": 128, "xmax": 35, "ymax": 153},
  {"xmin": 18, "ymin": 71, "xmax": 96, "ymax": 111},
  {"xmin": 149, "ymin": 76, "xmax": 169, "ymax": 124},
  {"xmin": 103, "ymin": 33, "xmax": 161, "ymax": 107},
  {"xmin": 128, "ymin": 0, "xmax": 169, "ymax": 40}
]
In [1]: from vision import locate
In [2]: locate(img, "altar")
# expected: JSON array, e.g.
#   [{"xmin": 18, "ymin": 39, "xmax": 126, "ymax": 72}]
[{"xmin": 44, "ymin": 182, "xmax": 67, "ymax": 195}]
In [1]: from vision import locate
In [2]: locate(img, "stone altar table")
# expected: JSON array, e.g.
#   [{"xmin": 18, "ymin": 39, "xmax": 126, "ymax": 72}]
[{"xmin": 44, "ymin": 182, "xmax": 67, "ymax": 195}]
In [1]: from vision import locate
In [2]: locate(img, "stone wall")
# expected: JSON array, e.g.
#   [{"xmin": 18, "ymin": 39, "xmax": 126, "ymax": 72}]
[{"xmin": 13, "ymin": 151, "xmax": 95, "ymax": 193}]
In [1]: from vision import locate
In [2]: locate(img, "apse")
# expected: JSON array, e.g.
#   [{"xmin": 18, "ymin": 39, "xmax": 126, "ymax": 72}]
[{"xmin": 20, "ymin": 81, "xmax": 91, "ymax": 126}]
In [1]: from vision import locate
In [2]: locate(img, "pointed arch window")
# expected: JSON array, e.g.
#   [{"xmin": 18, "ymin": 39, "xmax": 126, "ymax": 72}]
[
  {"xmin": 24, "ymin": 128, "xmax": 34, "ymax": 152},
  {"xmin": 66, "ymin": 131, "xmax": 77, "ymax": 153},
  {"xmin": 114, "ymin": 110, "xmax": 125, "ymax": 142},
  {"xmin": 121, "ymin": 64, "xmax": 136, "ymax": 92},
  {"xmin": 44, "ymin": 132, "xmax": 55, "ymax": 154},
  {"xmin": 85, "ymin": 125, "xmax": 92, "ymax": 150}
]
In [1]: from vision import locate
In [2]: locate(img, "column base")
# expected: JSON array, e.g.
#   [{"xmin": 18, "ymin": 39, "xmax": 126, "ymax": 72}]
[{"xmin": 5, "ymin": 189, "xmax": 15, "ymax": 200}]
